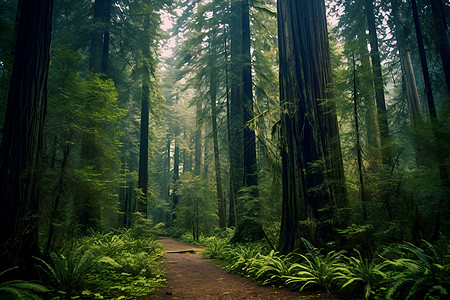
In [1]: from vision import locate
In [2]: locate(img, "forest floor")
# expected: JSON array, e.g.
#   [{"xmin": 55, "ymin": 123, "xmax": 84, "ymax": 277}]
[{"xmin": 139, "ymin": 237, "xmax": 340, "ymax": 300}]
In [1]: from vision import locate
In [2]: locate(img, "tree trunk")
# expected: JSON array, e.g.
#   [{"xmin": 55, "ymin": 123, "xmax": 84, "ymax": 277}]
[
  {"xmin": 392, "ymin": 2, "xmax": 424, "ymax": 165},
  {"xmin": 90, "ymin": 0, "xmax": 105, "ymax": 73},
  {"xmin": 137, "ymin": 15, "xmax": 151, "ymax": 217},
  {"xmin": 277, "ymin": 0, "xmax": 344, "ymax": 253},
  {"xmin": 0, "ymin": 0, "xmax": 53, "ymax": 274},
  {"xmin": 209, "ymin": 44, "xmax": 226, "ymax": 228},
  {"xmin": 166, "ymin": 139, "xmax": 171, "ymax": 203},
  {"xmin": 352, "ymin": 54, "xmax": 368, "ymax": 222},
  {"xmin": 229, "ymin": 0, "xmax": 244, "ymax": 228},
  {"xmin": 365, "ymin": 0, "xmax": 391, "ymax": 164},
  {"xmin": 224, "ymin": 28, "xmax": 236, "ymax": 227},
  {"xmin": 430, "ymin": 0, "xmax": 450, "ymax": 92},
  {"xmin": 173, "ymin": 142, "xmax": 180, "ymax": 210},
  {"xmin": 194, "ymin": 101, "xmax": 203, "ymax": 175},
  {"xmin": 101, "ymin": 0, "xmax": 111, "ymax": 74},
  {"xmin": 411, "ymin": 0, "xmax": 449, "ymax": 239}
]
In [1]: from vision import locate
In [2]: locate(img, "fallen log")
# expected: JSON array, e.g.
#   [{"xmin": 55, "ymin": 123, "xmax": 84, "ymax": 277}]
[{"xmin": 166, "ymin": 250, "xmax": 197, "ymax": 254}]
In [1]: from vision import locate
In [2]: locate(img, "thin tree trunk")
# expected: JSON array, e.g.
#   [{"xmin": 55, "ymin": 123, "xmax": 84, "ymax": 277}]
[
  {"xmin": 137, "ymin": 15, "xmax": 151, "ymax": 217},
  {"xmin": 352, "ymin": 54, "xmax": 368, "ymax": 222},
  {"xmin": 194, "ymin": 101, "xmax": 203, "ymax": 175},
  {"xmin": 209, "ymin": 44, "xmax": 226, "ymax": 227},
  {"xmin": 0, "ymin": 0, "xmax": 54, "ymax": 274},
  {"xmin": 101, "ymin": 0, "xmax": 111, "ymax": 74},
  {"xmin": 173, "ymin": 142, "xmax": 180, "ymax": 211},
  {"xmin": 225, "ymin": 29, "xmax": 236, "ymax": 227},
  {"xmin": 365, "ymin": 0, "xmax": 391, "ymax": 164}
]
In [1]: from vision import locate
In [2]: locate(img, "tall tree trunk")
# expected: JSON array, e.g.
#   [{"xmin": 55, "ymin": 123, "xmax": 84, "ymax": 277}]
[
  {"xmin": 203, "ymin": 122, "xmax": 209, "ymax": 178},
  {"xmin": 430, "ymin": 0, "xmax": 450, "ymax": 92},
  {"xmin": 90, "ymin": 0, "xmax": 105, "ymax": 73},
  {"xmin": 0, "ymin": 0, "xmax": 53, "ymax": 274},
  {"xmin": 242, "ymin": 0, "xmax": 258, "ymax": 190},
  {"xmin": 225, "ymin": 29, "xmax": 236, "ymax": 227},
  {"xmin": 229, "ymin": 0, "xmax": 244, "ymax": 228},
  {"xmin": 137, "ymin": 15, "xmax": 151, "ymax": 217},
  {"xmin": 392, "ymin": 2, "xmax": 424, "ymax": 165},
  {"xmin": 411, "ymin": 0, "xmax": 449, "ymax": 239},
  {"xmin": 230, "ymin": 0, "xmax": 265, "ymax": 244},
  {"xmin": 277, "ymin": 0, "xmax": 344, "ymax": 253},
  {"xmin": 194, "ymin": 101, "xmax": 202, "ymax": 175},
  {"xmin": 209, "ymin": 44, "xmax": 226, "ymax": 227},
  {"xmin": 352, "ymin": 54, "xmax": 368, "ymax": 222},
  {"xmin": 356, "ymin": 41, "xmax": 382, "ymax": 164},
  {"xmin": 365, "ymin": 0, "xmax": 391, "ymax": 164},
  {"xmin": 173, "ymin": 142, "xmax": 180, "ymax": 213},
  {"xmin": 166, "ymin": 139, "xmax": 171, "ymax": 203},
  {"xmin": 101, "ymin": 0, "xmax": 111, "ymax": 74}
]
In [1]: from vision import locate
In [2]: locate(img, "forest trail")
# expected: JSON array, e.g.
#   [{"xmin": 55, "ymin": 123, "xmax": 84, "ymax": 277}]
[{"xmin": 140, "ymin": 237, "xmax": 337, "ymax": 300}]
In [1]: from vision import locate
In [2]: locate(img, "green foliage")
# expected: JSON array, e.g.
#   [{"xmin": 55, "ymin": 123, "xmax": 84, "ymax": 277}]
[
  {"xmin": 382, "ymin": 238, "xmax": 450, "ymax": 299},
  {"xmin": 174, "ymin": 172, "xmax": 218, "ymax": 238},
  {"xmin": 82, "ymin": 230, "xmax": 165, "ymax": 299},
  {"xmin": 35, "ymin": 250, "xmax": 94, "ymax": 297},
  {"xmin": 35, "ymin": 230, "xmax": 165, "ymax": 299},
  {"xmin": 284, "ymin": 250, "xmax": 344, "ymax": 292},
  {"xmin": 250, "ymin": 251, "xmax": 292, "ymax": 286},
  {"xmin": 336, "ymin": 249, "xmax": 388, "ymax": 299},
  {"xmin": 0, "ymin": 267, "xmax": 48, "ymax": 300}
]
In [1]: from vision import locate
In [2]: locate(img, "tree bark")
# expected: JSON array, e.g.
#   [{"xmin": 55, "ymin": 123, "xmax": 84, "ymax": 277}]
[
  {"xmin": 352, "ymin": 54, "xmax": 368, "ymax": 222},
  {"xmin": 411, "ymin": 0, "xmax": 449, "ymax": 239},
  {"xmin": 225, "ymin": 29, "xmax": 236, "ymax": 227},
  {"xmin": 90, "ymin": 0, "xmax": 105, "ymax": 73},
  {"xmin": 430, "ymin": 0, "xmax": 450, "ymax": 92},
  {"xmin": 209, "ymin": 43, "xmax": 226, "ymax": 228},
  {"xmin": 137, "ymin": 15, "xmax": 151, "ymax": 217},
  {"xmin": 392, "ymin": 2, "xmax": 424, "ymax": 164},
  {"xmin": 277, "ymin": 0, "xmax": 344, "ymax": 253},
  {"xmin": 229, "ymin": 0, "xmax": 244, "ymax": 229},
  {"xmin": 365, "ymin": 0, "xmax": 391, "ymax": 164},
  {"xmin": 194, "ymin": 101, "xmax": 203, "ymax": 175},
  {"xmin": 0, "ymin": 0, "xmax": 53, "ymax": 273},
  {"xmin": 101, "ymin": 0, "xmax": 111, "ymax": 74}
]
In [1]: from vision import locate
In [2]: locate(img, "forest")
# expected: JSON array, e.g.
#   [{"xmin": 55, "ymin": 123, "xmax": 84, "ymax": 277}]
[{"xmin": 0, "ymin": 0, "xmax": 449, "ymax": 299}]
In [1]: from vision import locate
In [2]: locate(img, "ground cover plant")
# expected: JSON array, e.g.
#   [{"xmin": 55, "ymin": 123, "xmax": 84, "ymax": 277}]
[
  {"xmin": 198, "ymin": 231, "xmax": 449, "ymax": 299},
  {"xmin": 35, "ymin": 229, "xmax": 166, "ymax": 299}
]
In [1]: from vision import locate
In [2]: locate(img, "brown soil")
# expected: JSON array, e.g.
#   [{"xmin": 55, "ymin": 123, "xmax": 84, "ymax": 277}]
[{"xmin": 140, "ymin": 237, "xmax": 340, "ymax": 300}]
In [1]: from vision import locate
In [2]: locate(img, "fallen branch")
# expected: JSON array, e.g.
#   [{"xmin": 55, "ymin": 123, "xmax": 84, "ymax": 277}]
[{"xmin": 166, "ymin": 250, "xmax": 197, "ymax": 254}]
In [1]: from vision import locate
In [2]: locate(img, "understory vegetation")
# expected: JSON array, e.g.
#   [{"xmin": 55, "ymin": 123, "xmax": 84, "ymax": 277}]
[
  {"xmin": 179, "ymin": 230, "xmax": 450, "ymax": 300},
  {"xmin": 0, "ymin": 229, "xmax": 165, "ymax": 300}
]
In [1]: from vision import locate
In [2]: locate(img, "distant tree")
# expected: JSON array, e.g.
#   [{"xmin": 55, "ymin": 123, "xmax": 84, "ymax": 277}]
[
  {"xmin": 0, "ymin": 0, "xmax": 54, "ymax": 273},
  {"xmin": 365, "ymin": 0, "xmax": 391, "ymax": 164}
]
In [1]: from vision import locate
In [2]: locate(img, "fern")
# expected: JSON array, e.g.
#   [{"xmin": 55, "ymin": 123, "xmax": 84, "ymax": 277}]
[
  {"xmin": 382, "ymin": 238, "xmax": 450, "ymax": 299},
  {"xmin": 284, "ymin": 249, "xmax": 344, "ymax": 292},
  {"xmin": 35, "ymin": 249, "xmax": 94, "ymax": 296},
  {"xmin": 0, "ymin": 267, "xmax": 48, "ymax": 300},
  {"xmin": 335, "ymin": 249, "xmax": 388, "ymax": 299},
  {"xmin": 251, "ymin": 250, "xmax": 292, "ymax": 286}
]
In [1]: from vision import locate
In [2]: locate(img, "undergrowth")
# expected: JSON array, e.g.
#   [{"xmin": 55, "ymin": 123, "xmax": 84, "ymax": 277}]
[
  {"xmin": 35, "ymin": 229, "xmax": 165, "ymax": 299},
  {"xmin": 196, "ymin": 231, "xmax": 449, "ymax": 300}
]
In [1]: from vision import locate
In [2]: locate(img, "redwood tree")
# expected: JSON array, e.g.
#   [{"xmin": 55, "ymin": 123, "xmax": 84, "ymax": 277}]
[
  {"xmin": 0, "ymin": 0, "xmax": 54, "ymax": 272},
  {"xmin": 277, "ymin": 0, "xmax": 346, "ymax": 254}
]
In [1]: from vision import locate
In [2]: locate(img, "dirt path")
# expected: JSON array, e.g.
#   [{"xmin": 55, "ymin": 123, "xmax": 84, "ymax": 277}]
[{"xmin": 140, "ymin": 237, "xmax": 338, "ymax": 300}]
